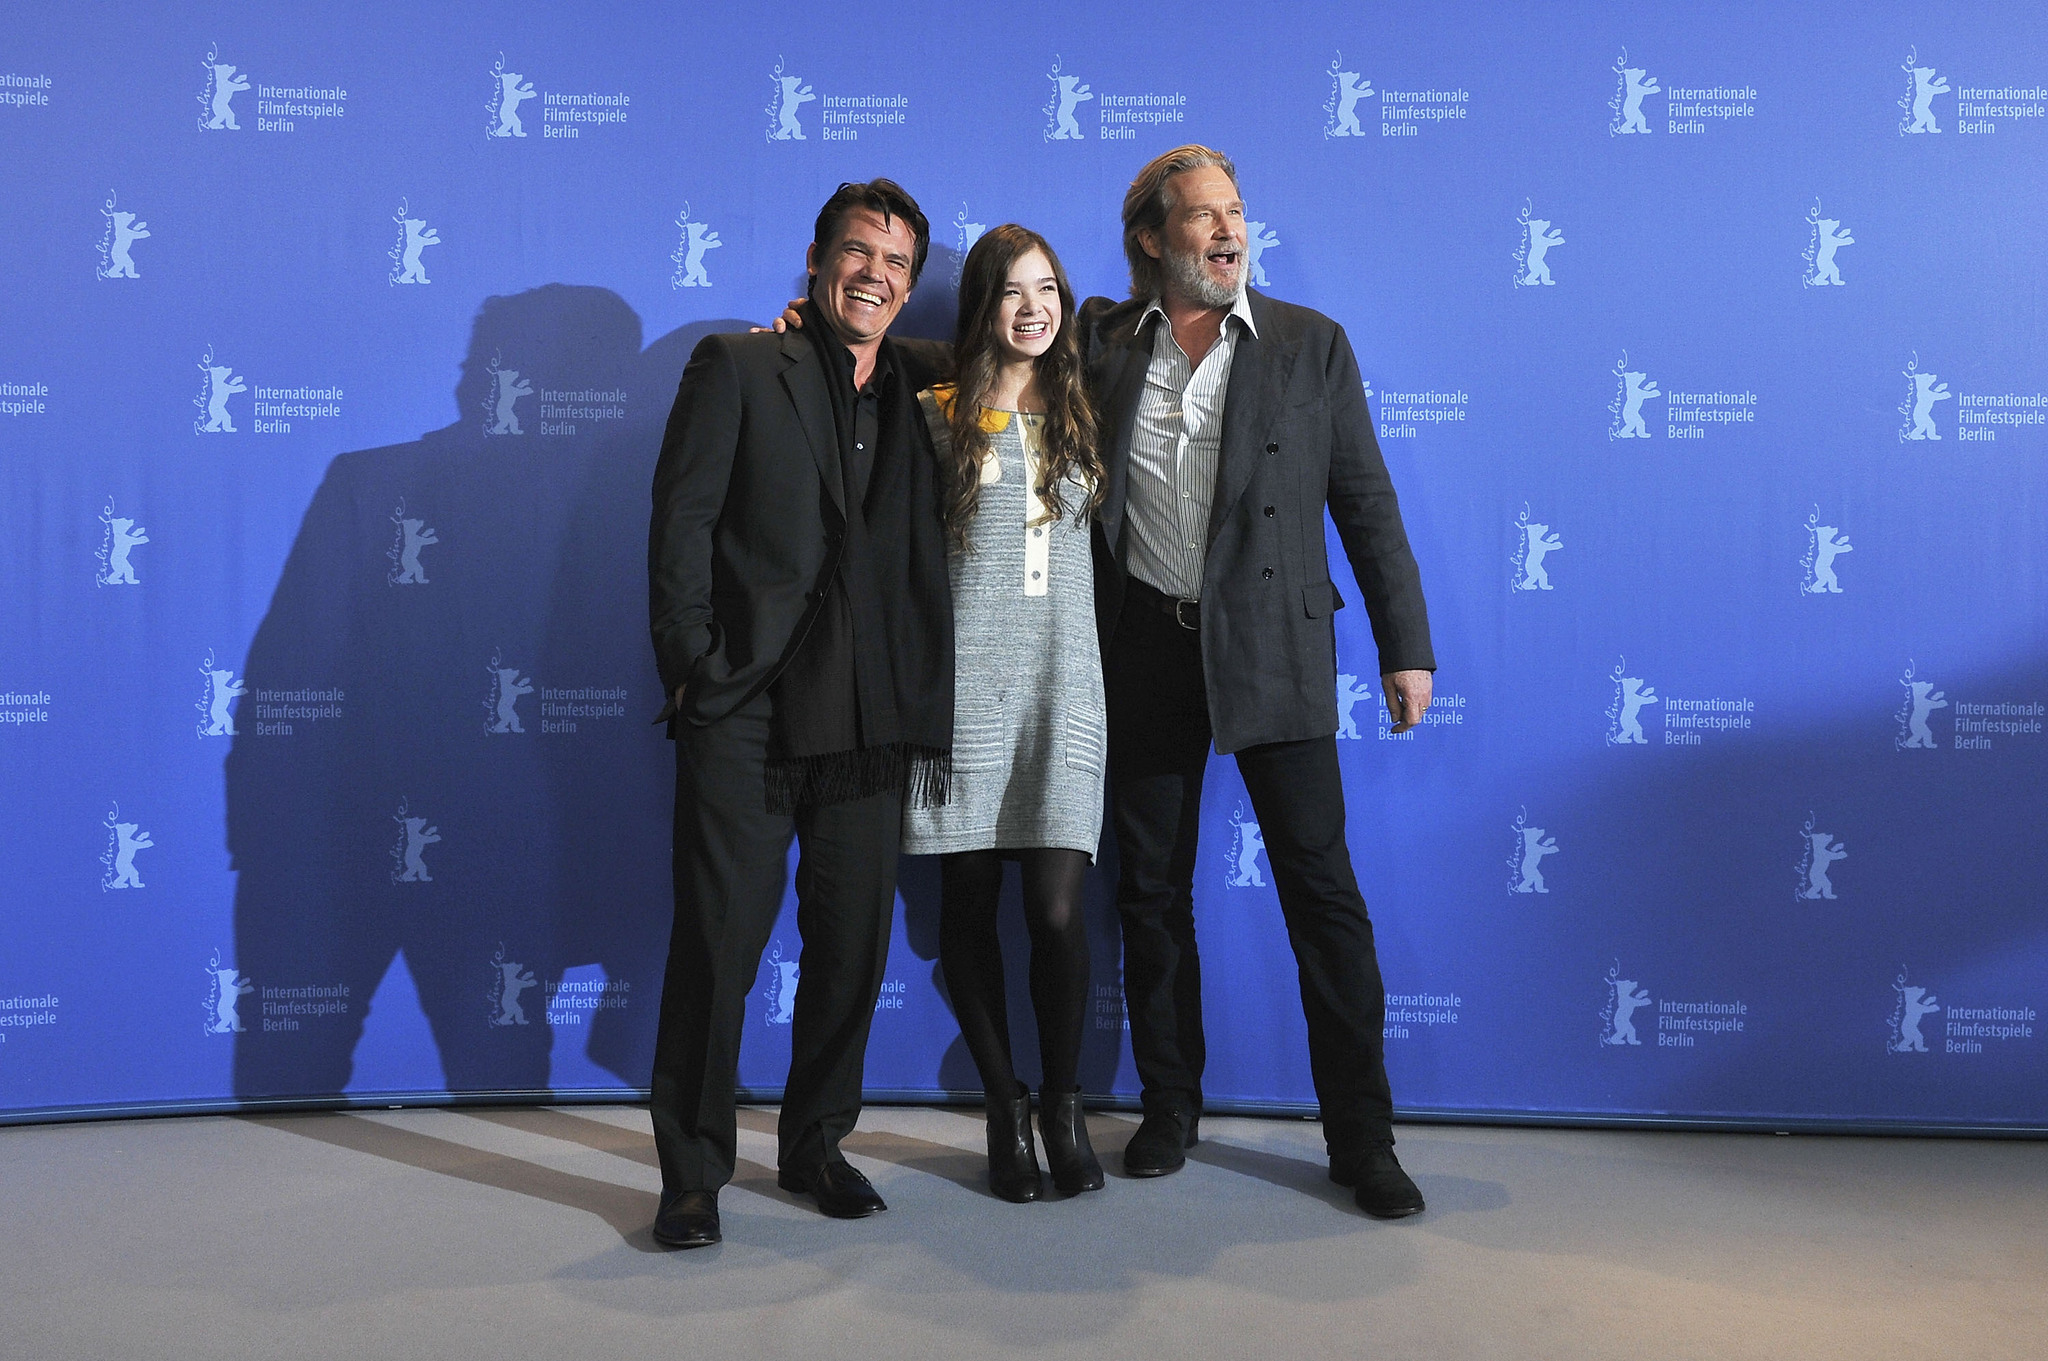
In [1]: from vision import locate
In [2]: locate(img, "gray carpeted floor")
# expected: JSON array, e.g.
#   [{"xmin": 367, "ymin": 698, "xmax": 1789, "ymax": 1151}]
[{"xmin": 2, "ymin": 1105, "xmax": 2041, "ymax": 1360}]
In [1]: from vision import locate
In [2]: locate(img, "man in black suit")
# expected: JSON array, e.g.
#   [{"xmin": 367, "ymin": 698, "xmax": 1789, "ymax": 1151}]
[
  {"xmin": 646, "ymin": 180, "xmax": 954, "ymax": 1248},
  {"xmin": 1080, "ymin": 146, "xmax": 1436, "ymax": 1218}
]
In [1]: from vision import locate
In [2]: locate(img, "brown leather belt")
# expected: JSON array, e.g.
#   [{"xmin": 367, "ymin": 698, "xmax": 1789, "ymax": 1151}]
[{"xmin": 1128, "ymin": 577, "xmax": 1200, "ymax": 630}]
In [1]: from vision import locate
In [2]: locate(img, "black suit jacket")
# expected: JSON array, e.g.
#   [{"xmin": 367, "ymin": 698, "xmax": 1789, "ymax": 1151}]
[
  {"xmin": 1080, "ymin": 290, "xmax": 1434, "ymax": 754},
  {"xmin": 648, "ymin": 327, "xmax": 948, "ymax": 731}
]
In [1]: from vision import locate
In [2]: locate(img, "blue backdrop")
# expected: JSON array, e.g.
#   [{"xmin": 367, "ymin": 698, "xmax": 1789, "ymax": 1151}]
[{"xmin": 2, "ymin": 1, "xmax": 2044, "ymax": 1131}]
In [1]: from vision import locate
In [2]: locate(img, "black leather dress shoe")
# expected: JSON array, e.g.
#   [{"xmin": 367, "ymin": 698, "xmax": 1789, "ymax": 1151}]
[
  {"xmin": 652, "ymin": 1189, "xmax": 721, "ymax": 1248},
  {"xmin": 1121, "ymin": 1099, "xmax": 1200, "ymax": 1178},
  {"xmin": 777, "ymin": 1158, "xmax": 888, "ymax": 1218},
  {"xmin": 1332, "ymin": 1141, "xmax": 1425, "ymax": 1218}
]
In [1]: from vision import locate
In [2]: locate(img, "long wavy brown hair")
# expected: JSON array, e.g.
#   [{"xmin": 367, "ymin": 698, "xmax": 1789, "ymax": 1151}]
[{"xmin": 941, "ymin": 225, "xmax": 1102, "ymax": 552}]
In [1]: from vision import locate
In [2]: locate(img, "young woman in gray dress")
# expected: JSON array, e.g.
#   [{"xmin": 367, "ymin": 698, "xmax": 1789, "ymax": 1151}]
[{"xmin": 900, "ymin": 225, "xmax": 1108, "ymax": 1202}]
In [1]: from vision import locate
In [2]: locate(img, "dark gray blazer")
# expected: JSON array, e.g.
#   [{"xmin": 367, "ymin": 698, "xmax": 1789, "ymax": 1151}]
[
  {"xmin": 1080, "ymin": 290, "xmax": 1435, "ymax": 754},
  {"xmin": 648, "ymin": 327, "xmax": 948, "ymax": 731}
]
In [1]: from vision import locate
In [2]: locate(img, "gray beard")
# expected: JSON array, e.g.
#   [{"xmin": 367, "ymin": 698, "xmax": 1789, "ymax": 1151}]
[{"xmin": 1161, "ymin": 242, "xmax": 1241, "ymax": 309}]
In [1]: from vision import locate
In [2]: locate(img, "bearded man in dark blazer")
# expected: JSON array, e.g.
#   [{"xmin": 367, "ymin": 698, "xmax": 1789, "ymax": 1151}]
[
  {"xmin": 1079, "ymin": 145, "xmax": 1436, "ymax": 1218},
  {"xmin": 646, "ymin": 180, "xmax": 954, "ymax": 1248}
]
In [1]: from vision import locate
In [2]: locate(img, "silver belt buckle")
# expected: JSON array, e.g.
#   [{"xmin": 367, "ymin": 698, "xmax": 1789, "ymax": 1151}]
[{"xmin": 1173, "ymin": 597, "xmax": 1200, "ymax": 630}]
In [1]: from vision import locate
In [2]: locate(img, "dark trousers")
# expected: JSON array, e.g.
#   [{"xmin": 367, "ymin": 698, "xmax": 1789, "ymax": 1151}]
[
  {"xmin": 649, "ymin": 694, "xmax": 902, "ymax": 1193},
  {"xmin": 1105, "ymin": 592, "xmax": 1396, "ymax": 1151}
]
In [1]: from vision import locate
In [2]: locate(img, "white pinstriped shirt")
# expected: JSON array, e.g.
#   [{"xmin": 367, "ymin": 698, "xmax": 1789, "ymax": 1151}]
[{"xmin": 1122, "ymin": 290, "xmax": 1259, "ymax": 601}]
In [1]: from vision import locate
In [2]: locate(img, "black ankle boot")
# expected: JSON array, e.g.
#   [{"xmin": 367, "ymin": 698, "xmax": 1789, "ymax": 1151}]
[
  {"xmin": 985, "ymin": 1082, "xmax": 1043, "ymax": 1203},
  {"xmin": 1122, "ymin": 1094, "xmax": 1200, "ymax": 1177},
  {"xmin": 1038, "ymin": 1086, "xmax": 1105, "ymax": 1195}
]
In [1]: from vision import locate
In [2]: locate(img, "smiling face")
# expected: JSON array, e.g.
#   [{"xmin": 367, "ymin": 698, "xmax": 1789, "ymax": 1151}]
[
  {"xmin": 1142, "ymin": 165, "xmax": 1247, "ymax": 309},
  {"xmin": 807, "ymin": 206, "xmax": 918, "ymax": 349},
  {"xmin": 991, "ymin": 248, "xmax": 1062, "ymax": 367}
]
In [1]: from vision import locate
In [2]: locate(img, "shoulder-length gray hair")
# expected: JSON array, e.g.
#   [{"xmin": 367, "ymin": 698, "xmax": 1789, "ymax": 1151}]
[{"xmin": 1120, "ymin": 144, "xmax": 1239, "ymax": 300}]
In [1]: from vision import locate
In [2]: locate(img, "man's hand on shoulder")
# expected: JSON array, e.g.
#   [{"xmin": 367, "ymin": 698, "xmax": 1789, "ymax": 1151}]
[
  {"xmin": 1382, "ymin": 670, "xmax": 1433, "ymax": 733},
  {"xmin": 749, "ymin": 299, "xmax": 808, "ymax": 334}
]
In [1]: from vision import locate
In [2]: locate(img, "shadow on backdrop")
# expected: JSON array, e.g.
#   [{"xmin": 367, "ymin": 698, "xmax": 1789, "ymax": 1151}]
[
  {"xmin": 226, "ymin": 285, "xmax": 744, "ymax": 1100},
  {"xmin": 223, "ymin": 248, "xmax": 1010, "ymax": 1106}
]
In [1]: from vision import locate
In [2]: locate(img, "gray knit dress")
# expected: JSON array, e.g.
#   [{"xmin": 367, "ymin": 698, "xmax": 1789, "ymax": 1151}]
[{"xmin": 902, "ymin": 393, "xmax": 1106, "ymax": 860}]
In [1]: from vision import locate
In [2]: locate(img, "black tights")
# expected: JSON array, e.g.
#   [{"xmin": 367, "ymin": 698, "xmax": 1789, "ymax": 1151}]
[{"xmin": 938, "ymin": 847, "xmax": 1092, "ymax": 1096}]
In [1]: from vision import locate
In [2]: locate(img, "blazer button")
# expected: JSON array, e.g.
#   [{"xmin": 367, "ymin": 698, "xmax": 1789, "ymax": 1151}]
[
  {"xmin": 1261, "ymin": 567, "xmax": 1274, "ymax": 580},
  {"xmin": 1263, "ymin": 505, "xmax": 1275, "ymax": 517},
  {"xmin": 1265, "ymin": 442, "xmax": 1278, "ymax": 454}
]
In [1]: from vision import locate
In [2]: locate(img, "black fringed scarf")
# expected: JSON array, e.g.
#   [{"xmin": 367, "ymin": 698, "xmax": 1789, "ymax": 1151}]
[{"xmin": 763, "ymin": 303, "xmax": 954, "ymax": 814}]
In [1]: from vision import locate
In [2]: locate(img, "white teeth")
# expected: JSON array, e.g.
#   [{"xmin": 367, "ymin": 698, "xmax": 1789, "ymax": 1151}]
[{"xmin": 847, "ymin": 289, "xmax": 883, "ymax": 306}]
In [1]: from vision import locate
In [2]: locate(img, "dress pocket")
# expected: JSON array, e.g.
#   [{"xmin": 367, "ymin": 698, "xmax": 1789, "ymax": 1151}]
[
  {"xmin": 952, "ymin": 692, "xmax": 1006, "ymax": 773},
  {"xmin": 1063, "ymin": 696, "xmax": 1107, "ymax": 775}
]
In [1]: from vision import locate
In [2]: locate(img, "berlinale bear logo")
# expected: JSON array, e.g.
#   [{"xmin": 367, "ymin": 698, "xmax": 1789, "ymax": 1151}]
[
  {"xmin": 1608, "ymin": 352, "xmax": 1660, "ymax": 440},
  {"xmin": 670, "ymin": 203, "xmax": 723, "ymax": 288},
  {"xmin": 96, "ymin": 497, "xmax": 149, "ymax": 587},
  {"xmin": 1801, "ymin": 509, "xmax": 1853, "ymax": 595},
  {"xmin": 763, "ymin": 939, "xmax": 801, "ymax": 1025},
  {"xmin": 485, "ymin": 649, "xmax": 534, "ymax": 733},
  {"xmin": 1887, "ymin": 969, "xmax": 1941, "ymax": 1052},
  {"xmin": 1608, "ymin": 49, "xmax": 1661, "ymax": 135},
  {"xmin": 1795, "ymin": 814, "xmax": 1848, "ymax": 900},
  {"xmin": 1514, "ymin": 200, "xmax": 1564, "ymax": 289},
  {"xmin": 766, "ymin": 58, "xmax": 816, "ymax": 141},
  {"xmin": 100, "ymin": 801, "xmax": 154, "ymax": 891},
  {"xmin": 390, "ymin": 797, "xmax": 441, "ymax": 883},
  {"xmin": 196, "ymin": 648, "xmax": 247, "ymax": 737},
  {"xmin": 1335, "ymin": 674, "xmax": 1372, "ymax": 739},
  {"xmin": 489, "ymin": 946, "xmax": 540, "ymax": 1026},
  {"xmin": 1509, "ymin": 808, "xmax": 1558, "ymax": 894},
  {"xmin": 951, "ymin": 204, "xmax": 987, "ymax": 286},
  {"xmin": 1510, "ymin": 505, "xmax": 1562, "ymax": 592},
  {"xmin": 205, "ymin": 950, "xmax": 254, "ymax": 1035},
  {"xmin": 387, "ymin": 499, "xmax": 439, "ymax": 585},
  {"xmin": 194, "ymin": 345, "xmax": 247, "ymax": 434},
  {"xmin": 487, "ymin": 55, "xmax": 537, "ymax": 138},
  {"xmin": 1897, "ymin": 353, "xmax": 1949, "ymax": 442},
  {"xmin": 1323, "ymin": 55, "xmax": 1373, "ymax": 139},
  {"xmin": 96, "ymin": 192, "xmax": 150, "ymax": 280},
  {"xmin": 1600, "ymin": 962, "xmax": 1652, "ymax": 1046},
  {"xmin": 1894, "ymin": 660, "xmax": 1947, "ymax": 751},
  {"xmin": 1245, "ymin": 221, "xmax": 1280, "ymax": 287},
  {"xmin": 482, "ymin": 354, "xmax": 532, "ymax": 436},
  {"xmin": 1897, "ymin": 49, "xmax": 1949, "ymax": 136},
  {"xmin": 198, "ymin": 44, "xmax": 250, "ymax": 131},
  {"xmin": 388, "ymin": 198, "xmax": 440, "ymax": 285},
  {"xmin": 1802, "ymin": 199, "xmax": 1854, "ymax": 288},
  {"xmin": 1605, "ymin": 658, "xmax": 1659, "ymax": 746},
  {"xmin": 1226, "ymin": 801, "xmax": 1267, "ymax": 888},
  {"xmin": 1044, "ymin": 56, "xmax": 1093, "ymax": 141}
]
